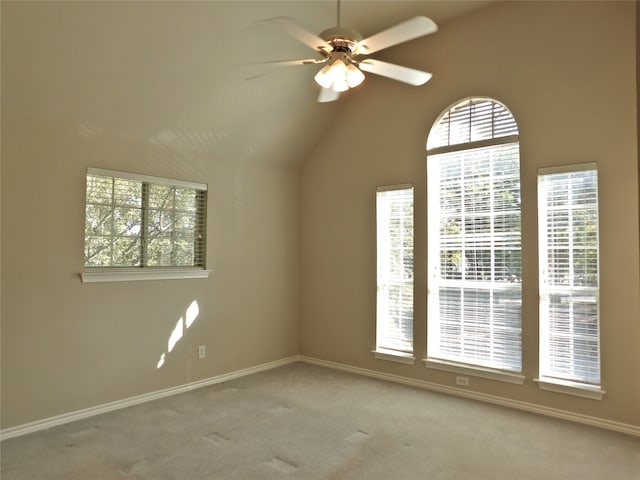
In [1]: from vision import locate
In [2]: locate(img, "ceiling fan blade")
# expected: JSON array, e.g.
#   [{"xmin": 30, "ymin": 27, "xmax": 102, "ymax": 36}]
[
  {"xmin": 358, "ymin": 59, "xmax": 432, "ymax": 86},
  {"xmin": 257, "ymin": 16, "xmax": 332, "ymax": 53},
  {"xmin": 317, "ymin": 87, "xmax": 340, "ymax": 103},
  {"xmin": 255, "ymin": 58, "xmax": 328, "ymax": 67},
  {"xmin": 358, "ymin": 16, "xmax": 437, "ymax": 55}
]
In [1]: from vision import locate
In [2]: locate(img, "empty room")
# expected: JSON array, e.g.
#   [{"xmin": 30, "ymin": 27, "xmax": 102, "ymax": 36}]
[{"xmin": 1, "ymin": 1, "xmax": 639, "ymax": 479}]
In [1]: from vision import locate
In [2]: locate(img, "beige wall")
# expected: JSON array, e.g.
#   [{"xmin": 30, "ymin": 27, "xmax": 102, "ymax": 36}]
[
  {"xmin": 1, "ymin": 36, "xmax": 301, "ymax": 431},
  {"xmin": 1, "ymin": 114, "xmax": 300, "ymax": 428},
  {"xmin": 1, "ymin": 0, "xmax": 638, "ymax": 432},
  {"xmin": 301, "ymin": 1, "xmax": 640, "ymax": 426}
]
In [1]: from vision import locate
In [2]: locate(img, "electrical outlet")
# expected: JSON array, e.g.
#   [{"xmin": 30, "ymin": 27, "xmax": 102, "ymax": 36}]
[
  {"xmin": 456, "ymin": 376, "xmax": 469, "ymax": 387},
  {"xmin": 198, "ymin": 345, "xmax": 206, "ymax": 359}
]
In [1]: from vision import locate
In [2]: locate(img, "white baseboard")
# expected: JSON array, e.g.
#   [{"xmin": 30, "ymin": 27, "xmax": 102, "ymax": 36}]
[
  {"xmin": 299, "ymin": 356, "xmax": 640, "ymax": 438},
  {"xmin": 0, "ymin": 355, "xmax": 301, "ymax": 441}
]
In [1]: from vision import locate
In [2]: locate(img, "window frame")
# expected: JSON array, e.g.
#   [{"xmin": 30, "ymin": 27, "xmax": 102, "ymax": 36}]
[
  {"xmin": 535, "ymin": 162, "xmax": 604, "ymax": 400},
  {"xmin": 81, "ymin": 168, "xmax": 210, "ymax": 283},
  {"xmin": 425, "ymin": 97, "xmax": 524, "ymax": 384},
  {"xmin": 373, "ymin": 183, "xmax": 415, "ymax": 365}
]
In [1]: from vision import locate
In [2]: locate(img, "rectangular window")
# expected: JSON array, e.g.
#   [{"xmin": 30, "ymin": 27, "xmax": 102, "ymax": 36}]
[
  {"xmin": 537, "ymin": 163, "xmax": 602, "ymax": 397},
  {"xmin": 83, "ymin": 168, "xmax": 208, "ymax": 281},
  {"xmin": 375, "ymin": 184, "xmax": 414, "ymax": 363},
  {"xmin": 427, "ymin": 143, "xmax": 522, "ymax": 376}
]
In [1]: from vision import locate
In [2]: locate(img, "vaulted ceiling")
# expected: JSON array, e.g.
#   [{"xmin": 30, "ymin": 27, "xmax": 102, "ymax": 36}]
[{"xmin": 2, "ymin": 1, "xmax": 492, "ymax": 168}]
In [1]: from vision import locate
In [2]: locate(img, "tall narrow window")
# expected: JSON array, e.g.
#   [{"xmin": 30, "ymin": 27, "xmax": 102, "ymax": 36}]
[
  {"xmin": 83, "ymin": 168, "xmax": 208, "ymax": 282},
  {"xmin": 537, "ymin": 163, "xmax": 603, "ymax": 399},
  {"xmin": 426, "ymin": 98, "xmax": 523, "ymax": 382},
  {"xmin": 375, "ymin": 184, "xmax": 414, "ymax": 363}
]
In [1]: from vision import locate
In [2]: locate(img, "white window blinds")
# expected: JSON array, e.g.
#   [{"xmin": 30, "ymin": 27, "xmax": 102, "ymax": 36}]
[
  {"xmin": 376, "ymin": 184, "xmax": 414, "ymax": 355},
  {"xmin": 84, "ymin": 168, "xmax": 207, "ymax": 269},
  {"xmin": 427, "ymin": 98, "xmax": 522, "ymax": 373},
  {"xmin": 427, "ymin": 98, "xmax": 518, "ymax": 151},
  {"xmin": 538, "ymin": 164, "xmax": 600, "ymax": 386}
]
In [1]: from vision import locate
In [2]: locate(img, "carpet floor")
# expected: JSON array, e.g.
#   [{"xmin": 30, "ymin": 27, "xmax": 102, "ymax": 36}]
[{"xmin": 2, "ymin": 362, "xmax": 639, "ymax": 479}]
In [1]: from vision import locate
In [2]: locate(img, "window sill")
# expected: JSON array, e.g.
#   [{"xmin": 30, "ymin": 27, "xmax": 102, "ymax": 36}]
[
  {"xmin": 423, "ymin": 358, "xmax": 525, "ymax": 385},
  {"xmin": 372, "ymin": 349, "xmax": 416, "ymax": 365},
  {"xmin": 81, "ymin": 269, "xmax": 211, "ymax": 283},
  {"xmin": 534, "ymin": 377, "xmax": 605, "ymax": 400}
]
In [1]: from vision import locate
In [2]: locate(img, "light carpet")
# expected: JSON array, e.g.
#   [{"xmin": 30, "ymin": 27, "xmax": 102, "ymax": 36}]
[{"xmin": 2, "ymin": 362, "xmax": 639, "ymax": 479}]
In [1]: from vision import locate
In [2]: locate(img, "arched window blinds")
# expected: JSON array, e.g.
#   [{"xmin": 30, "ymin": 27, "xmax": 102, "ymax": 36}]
[{"xmin": 427, "ymin": 98, "xmax": 519, "ymax": 151}]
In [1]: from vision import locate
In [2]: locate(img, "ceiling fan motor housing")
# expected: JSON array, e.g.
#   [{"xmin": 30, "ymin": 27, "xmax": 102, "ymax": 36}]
[{"xmin": 320, "ymin": 26, "xmax": 363, "ymax": 54}]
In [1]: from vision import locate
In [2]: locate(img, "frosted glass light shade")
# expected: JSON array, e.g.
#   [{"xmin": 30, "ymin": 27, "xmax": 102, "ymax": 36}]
[{"xmin": 314, "ymin": 59, "xmax": 365, "ymax": 92}]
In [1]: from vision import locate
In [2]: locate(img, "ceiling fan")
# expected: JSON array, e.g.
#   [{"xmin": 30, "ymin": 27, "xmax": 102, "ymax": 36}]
[{"xmin": 258, "ymin": 0, "xmax": 438, "ymax": 103}]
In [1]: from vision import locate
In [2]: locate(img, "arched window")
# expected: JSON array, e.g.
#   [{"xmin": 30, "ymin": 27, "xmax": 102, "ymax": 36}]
[{"xmin": 426, "ymin": 98, "xmax": 523, "ymax": 378}]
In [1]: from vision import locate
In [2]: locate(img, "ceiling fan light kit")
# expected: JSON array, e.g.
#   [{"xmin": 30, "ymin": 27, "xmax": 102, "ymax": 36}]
[
  {"xmin": 314, "ymin": 56, "xmax": 365, "ymax": 92},
  {"xmin": 262, "ymin": 1, "xmax": 438, "ymax": 102}
]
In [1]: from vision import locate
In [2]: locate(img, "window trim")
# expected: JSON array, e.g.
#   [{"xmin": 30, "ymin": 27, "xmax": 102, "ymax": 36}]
[
  {"xmin": 87, "ymin": 168, "xmax": 207, "ymax": 192},
  {"xmin": 537, "ymin": 162, "xmax": 601, "ymax": 396},
  {"xmin": 83, "ymin": 168, "xmax": 209, "ymax": 281},
  {"xmin": 372, "ymin": 348, "xmax": 416, "ymax": 365},
  {"xmin": 426, "ymin": 134, "xmax": 519, "ymax": 156},
  {"xmin": 81, "ymin": 268, "xmax": 211, "ymax": 283},
  {"xmin": 426, "ymin": 97, "xmax": 523, "ymax": 375},
  {"xmin": 423, "ymin": 357, "xmax": 526, "ymax": 385},
  {"xmin": 375, "ymin": 183, "xmax": 415, "ymax": 360},
  {"xmin": 534, "ymin": 377, "xmax": 606, "ymax": 401}
]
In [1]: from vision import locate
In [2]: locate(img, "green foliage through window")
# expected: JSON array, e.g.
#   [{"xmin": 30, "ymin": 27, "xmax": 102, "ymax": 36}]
[{"xmin": 84, "ymin": 169, "xmax": 207, "ymax": 269}]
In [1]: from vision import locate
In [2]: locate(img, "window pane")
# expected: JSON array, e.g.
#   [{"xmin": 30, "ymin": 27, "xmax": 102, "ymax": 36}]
[
  {"xmin": 113, "ymin": 207, "xmax": 142, "ymax": 236},
  {"xmin": 86, "ymin": 175, "xmax": 114, "ymax": 204},
  {"xmin": 113, "ymin": 178, "xmax": 142, "ymax": 207},
  {"xmin": 432, "ymin": 286, "xmax": 522, "ymax": 371},
  {"xmin": 84, "ymin": 174, "xmax": 144, "ymax": 267},
  {"xmin": 85, "ymin": 205, "xmax": 113, "ymax": 237},
  {"xmin": 111, "ymin": 237, "xmax": 142, "ymax": 266},
  {"xmin": 84, "ymin": 236, "xmax": 112, "ymax": 267},
  {"xmin": 146, "ymin": 184, "xmax": 202, "ymax": 268},
  {"xmin": 541, "ymin": 293, "xmax": 600, "ymax": 384},
  {"xmin": 174, "ymin": 187, "xmax": 198, "ymax": 213}
]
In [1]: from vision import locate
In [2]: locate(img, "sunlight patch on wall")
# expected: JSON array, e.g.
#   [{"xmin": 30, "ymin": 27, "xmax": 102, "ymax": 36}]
[
  {"xmin": 185, "ymin": 301, "xmax": 199, "ymax": 328},
  {"xmin": 156, "ymin": 353, "xmax": 166, "ymax": 369},
  {"xmin": 156, "ymin": 300, "xmax": 201, "ymax": 369},
  {"xmin": 167, "ymin": 319, "xmax": 184, "ymax": 353}
]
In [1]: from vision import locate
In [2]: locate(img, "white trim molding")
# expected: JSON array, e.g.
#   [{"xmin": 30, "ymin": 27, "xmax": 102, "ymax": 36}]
[
  {"xmin": 372, "ymin": 349, "xmax": 416, "ymax": 365},
  {"xmin": 534, "ymin": 377, "xmax": 606, "ymax": 401},
  {"xmin": 423, "ymin": 357, "xmax": 525, "ymax": 385},
  {"xmin": 81, "ymin": 269, "xmax": 211, "ymax": 283},
  {"xmin": 87, "ymin": 167, "xmax": 207, "ymax": 191},
  {"xmin": 0, "ymin": 356, "xmax": 299, "ymax": 441},
  {"xmin": 299, "ymin": 356, "xmax": 639, "ymax": 438}
]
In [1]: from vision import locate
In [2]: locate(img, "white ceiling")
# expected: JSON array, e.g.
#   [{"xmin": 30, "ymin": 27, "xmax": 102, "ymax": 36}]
[{"xmin": 2, "ymin": 1, "xmax": 493, "ymax": 168}]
